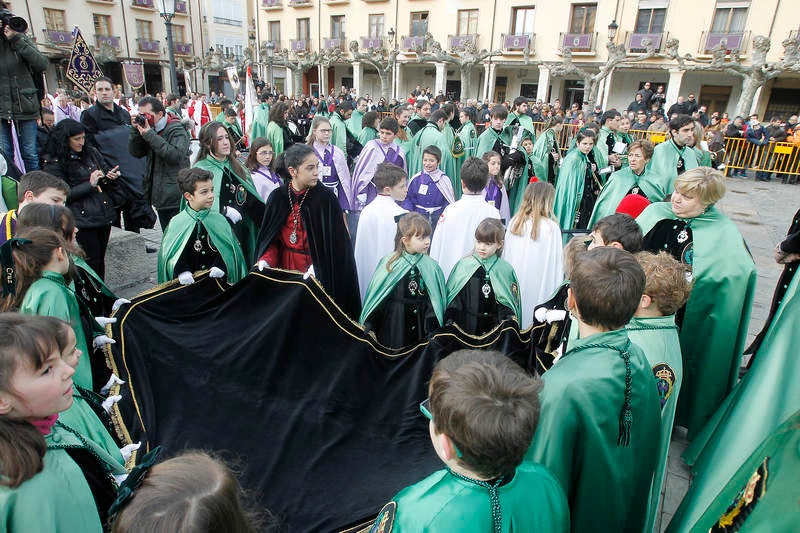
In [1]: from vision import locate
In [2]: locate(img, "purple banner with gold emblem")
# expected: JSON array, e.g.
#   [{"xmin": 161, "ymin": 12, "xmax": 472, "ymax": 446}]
[
  {"xmin": 66, "ymin": 27, "xmax": 104, "ymax": 94},
  {"xmin": 123, "ymin": 61, "xmax": 146, "ymax": 90}
]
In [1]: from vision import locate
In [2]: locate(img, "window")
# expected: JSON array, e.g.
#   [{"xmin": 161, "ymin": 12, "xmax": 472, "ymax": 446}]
[
  {"xmin": 711, "ymin": 1, "xmax": 748, "ymax": 33},
  {"xmin": 634, "ymin": 8, "xmax": 666, "ymax": 32},
  {"xmin": 457, "ymin": 9, "xmax": 478, "ymax": 35},
  {"xmin": 410, "ymin": 12, "xmax": 428, "ymax": 37},
  {"xmin": 331, "ymin": 15, "xmax": 345, "ymax": 39},
  {"xmin": 512, "ymin": 7, "xmax": 535, "ymax": 35},
  {"xmin": 43, "ymin": 8, "xmax": 66, "ymax": 31},
  {"xmin": 211, "ymin": 0, "xmax": 243, "ymax": 26},
  {"xmin": 173, "ymin": 24, "xmax": 186, "ymax": 43},
  {"xmin": 216, "ymin": 36, "xmax": 245, "ymax": 58},
  {"xmin": 297, "ymin": 18, "xmax": 310, "ymax": 40},
  {"xmin": 368, "ymin": 14, "xmax": 384, "ymax": 38},
  {"xmin": 93, "ymin": 14, "xmax": 112, "ymax": 36},
  {"xmin": 268, "ymin": 21, "xmax": 280, "ymax": 43},
  {"xmin": 569, "ymin": 3, "xmax": 596, "ymax": 34},
  {"xmin": 135, "ymin": 19, "xmax": 153, "ymax": 41}
]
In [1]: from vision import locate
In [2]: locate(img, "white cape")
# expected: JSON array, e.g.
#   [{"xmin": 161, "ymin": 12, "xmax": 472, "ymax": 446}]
[
  {"xmin": 503, "ymin": 217, "xmax": 564, "ymax": 328},
  {"xmin": 354, "ymin": 195, "xmax": 408, "ymax": 300}
]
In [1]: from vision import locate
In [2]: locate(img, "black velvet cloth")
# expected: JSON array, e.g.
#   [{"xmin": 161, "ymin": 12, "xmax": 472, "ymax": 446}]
[
  {"xmin": 363, "ymin": 269, "xmax": 437, "ymax": 348},
  {"xmin": 107, "ymin": 271, "xmax": 534, "ymax": 532},
  {"xmin": 256, "ymin": 182, "xmax": 361, "ymax": 319},
  {"xmin": 445, "ymin": 268, "xmax": 514, "ymax": 336}
]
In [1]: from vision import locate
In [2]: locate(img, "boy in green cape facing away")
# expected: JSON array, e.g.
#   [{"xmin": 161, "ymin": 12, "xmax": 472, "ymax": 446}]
[
  {"xmin": 445, "ymin": 218, "xmax": 521, "ymax": 335},
  {"xmin": 157, "ymin": 168, "xmax": 246, "ymax": 285},
  {"xmin": 526, "ymin": 247, "xmax": 660, "ymax": 533},
  {"xmin": 360, "ymin": 213, "xmax": 446, "ymax": 348},
  {"xmin": 629, "ymin": 251, "xmax": 692, "ymax": 533},
  {"xmin": 368, "ymin": 349, "xmax": 569, "ymax": 533}
]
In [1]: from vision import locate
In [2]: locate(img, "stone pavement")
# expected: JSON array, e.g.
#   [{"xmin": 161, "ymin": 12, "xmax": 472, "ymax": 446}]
[{"xmin": 104, "ymin": 172, "xmax": 800, "ymax": 532}]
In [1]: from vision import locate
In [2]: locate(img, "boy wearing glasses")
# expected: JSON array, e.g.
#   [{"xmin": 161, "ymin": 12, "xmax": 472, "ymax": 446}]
[{"xmin": 369, "ymin": 350, "xmax": 569, "ymax": 532}]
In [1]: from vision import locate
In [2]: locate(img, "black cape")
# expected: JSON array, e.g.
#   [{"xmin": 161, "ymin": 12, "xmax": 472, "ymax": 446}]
[
  {"xmin": 106, "ymin": 271, "xmax": 534, "ymax": 532},
  {"xmin": 256, "ymin": 182, "xmax": 361, "ymax": 319}
]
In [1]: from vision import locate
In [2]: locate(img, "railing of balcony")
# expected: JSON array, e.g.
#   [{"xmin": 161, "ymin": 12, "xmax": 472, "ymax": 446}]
[
  {"xmin": 447, "ymin": 34, "xmax": 477, "ymax": 50},
  {"xmin": 95, "ymin": 34, "xmax": 121, "ymax": 49},
  {"xmin": 501, "ymin": 33, "xmax": 535, "ymax": 55},
  {"xmin": 625, "ymin": 31, "xmax": 668, "ymax": 53},
  {"xmin": 131, "ymin": 0, "xmax": 154, "ymax": 8},
  {"xmin": 402, "ymin": 35, "xmax": 425, "ymax": 51},
  {"xmin": 359, "ymin": 36, "xmax": 385, "ymax": 50},
  {"xmin": 175, "ymin": 0, "xmax": 188, "ymax": 14},
  {"xmin": 323, "ymin": 37, "xmax": 346, "ymax": 52},
  {"xmin": 261, "ymin": 0, "xmax": 283, "ymax": 7},
  {"xmin": 175, "ymin": 42, "xmax": 193, "ymax": 55},
  {"xmin": 699, "ymin": 30, "xmax": 750, "ymax": 54},
  {"xmin": 559, "ymin": 32, "xmax": 597, "ymax": 53},
  {"xmin": 289, "ymin": 39, "xmax": 311, "ymax": 52},
  {"xmin": 137, "ymin": 38, "xmax": 160, "ymax": 53},
  {"xmin": 44, "ymin": 29, "xmax": 73, "ymax": 46}
]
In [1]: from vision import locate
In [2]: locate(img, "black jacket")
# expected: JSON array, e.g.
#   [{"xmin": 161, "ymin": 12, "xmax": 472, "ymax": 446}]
[
  {"xmin": 45, "ymin": 146, "xmax": 116, "ymax": 228},
  {"xmin": 128, "ymin": 117, "xmax": 190, "ymax": 209},
  {"xmin": 0, "ymin": 33, "xmax": 48, "ymax": 121}
]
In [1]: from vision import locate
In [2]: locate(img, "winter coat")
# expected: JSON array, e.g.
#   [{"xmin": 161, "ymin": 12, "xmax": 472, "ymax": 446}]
[
  {"xmin": 45, "ymin": 146, "xmax": 116, "ymax": 228},
  {"xmin": 0, "ymin": 32, "xmax": 48, "ymax": 121},
  {"xmin": 128, "ymin": 118, "xmax": 190, "ymax": 210}
]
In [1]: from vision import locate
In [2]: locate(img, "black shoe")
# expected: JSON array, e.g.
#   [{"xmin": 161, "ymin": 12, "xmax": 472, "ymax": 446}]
[{"xmin": 145, "ymin": 245, "xmax": 158, "ymax": 253}]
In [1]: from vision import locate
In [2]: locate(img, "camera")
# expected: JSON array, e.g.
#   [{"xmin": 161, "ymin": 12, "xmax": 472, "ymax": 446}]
[
  {"xmin": 133, "ymin": 114, "xmax": 148, "ymax": 126},
  {"xmin": 0, "ymin": 8, "xmax": 28, "ymax": 34}
]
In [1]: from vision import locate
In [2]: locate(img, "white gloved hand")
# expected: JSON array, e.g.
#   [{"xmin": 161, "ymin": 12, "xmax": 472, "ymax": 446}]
[
  {"xmin": 111, "ymin": 298, "xmax": 131, "ymax": 311},
  {"xmin": 209, "ymin": 267, "xmax": 225, "ymax": 278},
  {"xmin": 95, "ymin": 316, "xmax": 117, "ymax": 327},
  {"xmin": 303, "ymin": 264, "xmax": 315, "ymax": 280},
  {"xmin": 100, "ymin": 374, "xmax": 125, "ymax": 396},
  {"xmin": 177, "ymin": 271, "xmax": 195, "ymax": 285},
  {"xmin": 257, "ymin": 260, "xmax": 269, "ymax": 272},
  {"xmin": 102, "ymin": 394, "xmax": 122, "ymax": 413},
  {"xmin": 93, "ymin": 335, "xmax": 116, "ymax": 349},
  {"xmin": 120, "ymin": 442, "xmax": 142, "ymax": 463},
  {"xmin": 225, "ymin": 206, "xmax": 242, "ymax": 224}
]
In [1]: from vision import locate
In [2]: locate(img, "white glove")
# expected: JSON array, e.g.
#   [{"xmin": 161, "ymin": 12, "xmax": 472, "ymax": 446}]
[
  {"xmin": 225, "ymin": 206, "xmax": 242, "ymax": 224},
  {"xmin": 111, "ymin": 298, "xmax": 131, "ymax": 311},
  {"xmin": 93, "ymin": 335, "xmax": 116, "ymax": 349},
  {"xmin": 303, "ymin": 264, "xmax": 315, "ymax": 280},
  {"xmin": 178, "ymin": 271, "xmax": 195, "ymax": 285},
  {"xmin": 102, "ymin": 394, "xmax": 122, "ymax": 413},
  {"xmin": 100, "ymin": 374, "xmax": 125, "ymax": 396},
  {"xmin": 209, "ymin": 267, "xmax": 225, "ymax": 279},
  {"xmin": 257, "ymin": 260, "xmax": 269, "ymax": 272},
  {"xmin": 120, "ymin": 442, "xmax": 142, "ymax": 463},
  {"xmin": 95, "ymin": 316, "xmax": 117, "ymax": 327}
]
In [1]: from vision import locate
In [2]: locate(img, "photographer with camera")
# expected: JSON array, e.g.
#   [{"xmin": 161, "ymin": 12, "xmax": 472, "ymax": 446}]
[
  {"xmin": 0, "ymin": 1, "xmax": 48, "ymax": 172},
  {"xmin": 129, "ymin": 95, "xmax": 190, "ymax": 231}
]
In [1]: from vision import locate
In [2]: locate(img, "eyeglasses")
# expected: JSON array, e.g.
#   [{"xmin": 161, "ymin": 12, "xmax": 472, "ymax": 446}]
[{"xmin": 420, "ymin": 399, "xmax": 463, "ymax": 457}]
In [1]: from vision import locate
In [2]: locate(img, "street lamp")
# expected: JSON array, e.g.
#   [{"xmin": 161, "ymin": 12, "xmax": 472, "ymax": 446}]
[
  {"xmin": 607, "ymin": 20, "xmax": 619, "ymax": 42},
  {"xmin": 265, "ymin": 41, "xmax": 276, "ymax": 91},
  {"xmin": 387, "ymin": 27, "xmax": 397, "ymax": 100},
  {"xmin": 158, "ymin": 0, "xmax": 180, "ymax": 94}
]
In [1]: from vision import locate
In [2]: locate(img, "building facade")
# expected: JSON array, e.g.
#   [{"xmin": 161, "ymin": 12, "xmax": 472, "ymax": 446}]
[{"xmin": 257, "ymin": 0, "xmax": 799, "ymax": 117}]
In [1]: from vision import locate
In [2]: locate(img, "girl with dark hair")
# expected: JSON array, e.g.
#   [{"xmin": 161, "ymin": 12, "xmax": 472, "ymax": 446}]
[
  {"xmin": 358, "ymin": 111, "xmax": 380, "ymax": 145},
  {"xmin": 44, "ymin": 119, "xmax": 119, "ymax": 279},
  {"xmin": 553, "ymin": 129, "xmax": 602, "ymax": 237},
  {"xmin": 255, "ymin": 144, "xmax": 361, "ymax": 318},
  {"xmin": 245, "ymin": 137, "xmax": 282, "ymax": 201},
  {"xmin": 265, "ymin": 101, "xmax": 297, "ymax": 155},
  {"xmin": 530, "ymin": 116, "xmax": 565, "ymax": 186}
]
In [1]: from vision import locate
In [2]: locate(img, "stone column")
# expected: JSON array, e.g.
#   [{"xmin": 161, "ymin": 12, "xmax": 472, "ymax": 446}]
[
  {"xmin": 434, "ymin": 62, "xmax": 446, "ymax": 96},
  {"xmin": 284, "ymin": 67, "xmax": 294, "ymax": 96},
  {"xmin": 665, "ymin": 69, "xmax": 684, "ymax": 109},
  {"xmin": 319, "ymin": 64, "xmax": 328, "ymax": 97},
  {"xmin": 482, "ymin": 62, "xmax": 497, "ymax": 102},
  {"xmin": 536, "ymin": 67, "xmax": 550, "ymax": 103},
  {"xmin": 353, "ymin": 61, "xmax": 362, "ymax": 97}
]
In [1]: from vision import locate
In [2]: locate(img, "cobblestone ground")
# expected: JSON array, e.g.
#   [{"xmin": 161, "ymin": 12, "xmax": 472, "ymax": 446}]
[{"xmin": 111, "ymin": 173, "xmax": 800, "ymax": 531}]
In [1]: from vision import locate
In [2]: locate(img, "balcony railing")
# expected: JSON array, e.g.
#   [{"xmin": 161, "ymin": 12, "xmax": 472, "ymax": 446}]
[
  {"xmin": 262, "ymin": 40, "xmax": 283, "ymax": 53},
  {"xmin": 325, "ymin": 0, "xmax": 348, "ymax": 4},
  {"xmin": 559, "ymin": 32, "xmax": 597, "ymax": 54},
  {"xmin": 95, "ymin": 34, "xmax": 121, "ymax": 50},
  {"xmin": 448, "ymin": 34, "xmax": 477, "ymax": 50},
  {"xmin": 501, "ymin": 33, "xmax": 535, "ymax": 55},
  {"xmin": 359, "ymin": 36, "xmax": 384, "ymax": 50},
  {"xmin": 699, "ymin": 31, "xmax": 750, "ymax": 54},
  {"xmin": 175, "ymin": 0, "xmax": 187, "ymax": 14},
  {"xmin": 175, "ymin": 42, "xmax": 192, "ymax": 55},
  {"xmin": 43, "ymin": 29, "xmax": 73, "ymax": 46},
  {"xmin": 288, "ymin": 0, "xmax": 312, "ymax": 6},
  {"xmin": 137, "ymin": 38, "xmax": 160, "ymax": 53},
  {"xmin": 402, "ymin": 35, "xmax": 426, "ymax": 51},
  {"xmin": 323, "ymin": 37, "xmax": 346, "ymax": 52},
  {"xmin": 625, "ymin": 31, "xmax": 667, "ymax": 53},
  {"xmin": 261, "ymin": 0, "xmax": 282, "ymax": 7},
  {"xmin": 289, "ymin": 39, "xmax": 311, "ymax": 52},
  {"xmin": 131, "ymin": 0, "xmax": 154, "ymax": 8}
]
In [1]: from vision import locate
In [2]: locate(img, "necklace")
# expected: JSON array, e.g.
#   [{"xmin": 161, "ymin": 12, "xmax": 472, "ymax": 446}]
[
  {"xmin": 288, "ymin": 186, "xmax": 310, "ymax": 244},
  {"xmin": 476, "ymin": 255, "xmax": 498, "ymax": 299},
  {"xmin": 401, "ymin": 254, "xmax": 423, "ymax": 295}
]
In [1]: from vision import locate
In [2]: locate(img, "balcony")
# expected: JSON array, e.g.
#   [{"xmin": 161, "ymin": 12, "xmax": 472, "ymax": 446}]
[
  {"xmin": 43, "ymin": 29, "xmax": 73, "ymax": 47},
  {"xmin": 448, "ymin": 34, "xmax": 477, "ymax": 51},
  {"xmin": 501, "ymin": 33, "xmax": 535, "ymax": 55},
  {"xmin": 559, "ymin": 32, "xmax": 597, "ymax": 54},
  {"xmin": 131, "ymin": 0, "xmax": 154, "ymax": 8},
  {"xmin": 359, "ymin": 36, "xmax": 385, "ymax": 50},
  {"xmin": 137, "ymin": 38, "xmax": 160, "ymax": 53},
  {"xmin": 175, "ymin": 0, "xmax": 188, "ymax": 14},
  {"xmin": 324, "ymin": 0, "xmax": 348, "ymax": 4},
  {"xmin": 699, "ymin": 31, "xmax": 750, "ymax": 54},
  {"xmin": 213, "ymin": 17, "xmax": 243, "ymax": 26},
  {"xmin": 289, "ymin": 39, "xmax": 311, "ymax": 52},
  {"xmin": 261, "ymin": 0, "xmax": 283, "ymax": 8},
  {"xmin": 625, "ymin": 31, "xmax": 667, "ymax": 53},
  {"xmin": 262, "ymin": 40, "xmax": 283, "ymax": 53},
  {"xmin": 402, "ymin": 35, "xmax": 426, "ymax": 51},
  {"xmin": 323, "ymin": 37, "xmax": 346, "ymax": 52},
  {"xmin": 175, "ymin": 42, "xmax": 193, "ymax": 55},
  {"xmin": 288, "ymin": 0, "xmax": 312, "ymax": 7},
  {"xmin": 95, "ymin": 34, "xmax": 121, "ymax": 50}
]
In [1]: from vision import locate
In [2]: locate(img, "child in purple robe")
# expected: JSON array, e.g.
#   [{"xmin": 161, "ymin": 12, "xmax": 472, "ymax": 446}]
[
  {"xmin": 482, "ymin": 151, "xmax": 511, "ymax": 222},
  {"xmin": 402, "ymin": 145, "xmax": 454, "ymax": 232},
  {"xmin": 351, "ymin": 117, "xmax": 407, "ymax": 212},
  {"xmin": 245, "ymin": 138, "xmax": 282, "ymax": 201},
  {"xmin": 308, "ymin": 116, "xmax": 354, "ymax": 212}
]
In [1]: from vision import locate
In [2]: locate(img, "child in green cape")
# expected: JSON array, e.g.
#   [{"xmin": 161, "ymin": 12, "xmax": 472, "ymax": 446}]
[
  {"xmin": 158, "ymin": 168, "xmax": 246, "ymax": 285},
  {"xmin": 360, "ymin": 213, "xmax": 447, "ymax": 348},
  {"xmin": 445, "ymin": 218, "xmax": 521, "ymax": 335}
]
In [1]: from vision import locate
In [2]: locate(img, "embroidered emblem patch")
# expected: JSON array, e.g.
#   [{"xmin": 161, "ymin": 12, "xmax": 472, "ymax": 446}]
[
  {"xmin": 369, "ymin": 501, "xmax": 396, "ymax": 533},
  {"xmin": 710, "ymin": 458, "xmax": 769, "ymax": 532},
  {"xmin": 236, "ymin": 185, "xmax": 247, "ymax": 206},
  {"xmin": 452, "ymin": 137, "xmax": 465, "ymax": 158},
  {"xmin": 511, "ymin": 282, "xmax": 519, "ymax": 297},
  {"xmin": 652, "ymin": 363, "xmax": 676, "ymax": 409}
]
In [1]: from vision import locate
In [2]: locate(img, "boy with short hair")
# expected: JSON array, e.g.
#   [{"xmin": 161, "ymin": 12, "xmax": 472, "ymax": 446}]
[
  {"xmin": 587, "ymin": 213, "xmax": 644, "ymax": 253},
  {"xmin": 401, "ymin": 145, "xmax": 454, "ymax": 232},
  {"xmin": 430, "ymin": 157, "xmax": 501, "ymax": 277},
  {"xmin": 157, "ymin": 167, "xmax": 246, "ymax": 284},
  {"xmin": 354, "ymin": 163, "xmax": 409, "ymax": 300},
  {"xmin": 0, "ymin": 171, "xmax": 69, "ymax": 245},
  {"xmin": 371, "ymin": 349, "xmax": 569, "ymax": 532},
  {"xmin": 526, "ymin": 247, "xmax": 661, "ymax": 533},
  {"xmin": 629, "ymin": 251, "xmax": 691, "ymax": 533}
]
